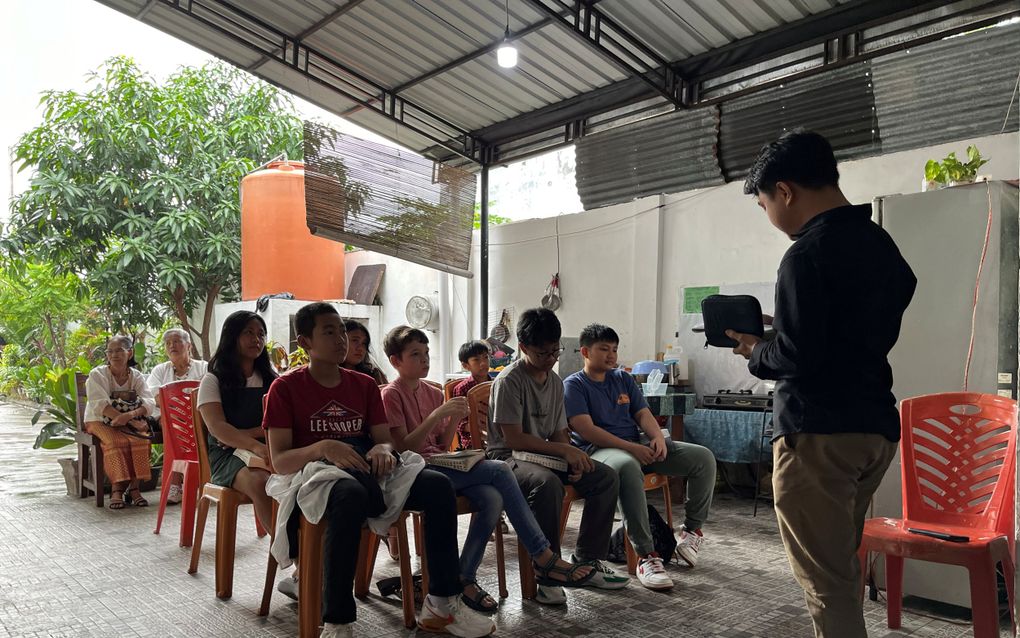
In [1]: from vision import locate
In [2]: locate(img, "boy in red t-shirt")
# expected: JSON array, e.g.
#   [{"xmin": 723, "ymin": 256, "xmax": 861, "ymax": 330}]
[
  {"xmin": 450, "ymin": 340, "xmax": 491, "ymax": 450},
  {"xmin": 264, "ymin": 303, "xmax": 496, "ymax": 638}
]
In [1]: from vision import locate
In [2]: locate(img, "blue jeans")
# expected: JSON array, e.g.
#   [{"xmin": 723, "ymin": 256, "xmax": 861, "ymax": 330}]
[{"xmin": 433, "ymin": 460, "xmax": 551, "ymax": 581}]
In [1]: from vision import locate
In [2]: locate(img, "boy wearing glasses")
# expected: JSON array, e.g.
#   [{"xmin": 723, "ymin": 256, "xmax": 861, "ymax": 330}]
[{"xmin": 487, "ymin": 308, "xmax": 628, "ymax": 606}]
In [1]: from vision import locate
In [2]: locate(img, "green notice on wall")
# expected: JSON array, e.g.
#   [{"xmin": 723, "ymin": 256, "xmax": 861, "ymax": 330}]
[{"xmin": 683, "ymin": 286, "xmax": 720, "ymax": 314}]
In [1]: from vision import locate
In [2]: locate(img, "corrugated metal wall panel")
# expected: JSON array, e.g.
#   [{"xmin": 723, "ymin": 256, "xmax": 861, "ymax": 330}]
[
  {"xmin": 718, "ymin": 63, "xmax": 880, "ymax": 181},
  {"xmin": 574, "ymin": 108, "xmax": 723, "ymax": 210},
  {"xmin": 872, "ymin": 23, "xmax": 1020, "ymax": 154}
]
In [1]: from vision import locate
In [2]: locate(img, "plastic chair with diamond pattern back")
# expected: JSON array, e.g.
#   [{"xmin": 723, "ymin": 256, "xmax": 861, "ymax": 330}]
[
  {"xmin": 858, "ymin": 392, "xmax": 1016, "ymax": 638},
  {"xmin": 154, "ymin": 380, "xmax": 200, "ymax": 546}
]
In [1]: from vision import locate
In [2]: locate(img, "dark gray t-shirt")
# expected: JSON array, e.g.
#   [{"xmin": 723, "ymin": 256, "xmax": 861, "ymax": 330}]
[{"xmin": 487, "ymin": 358, "xmax": 568, "ymax": 457}]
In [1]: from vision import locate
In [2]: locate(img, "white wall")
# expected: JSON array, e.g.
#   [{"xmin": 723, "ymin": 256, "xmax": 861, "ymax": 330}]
[
  {"xmin": 343, "ymin": 250, "xmax": 472, "ymax": 383},
  {"xmin": 475, "ymin": 132, "xmax": 1020, "ymax": 372}
]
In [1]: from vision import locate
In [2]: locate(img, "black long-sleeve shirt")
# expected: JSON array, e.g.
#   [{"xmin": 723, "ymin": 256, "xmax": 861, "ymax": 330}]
[{"xmin": 749, "ymin": 204, "xmax": 916, "ymax": 441}]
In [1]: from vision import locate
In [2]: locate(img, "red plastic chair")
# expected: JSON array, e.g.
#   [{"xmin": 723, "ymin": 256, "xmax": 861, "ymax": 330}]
[
  {"xmin": 858, "ymin": 392, "xmax": 1017, "ymax": 637},
  {"xmin": 154, "ymin": 380, "xmax": 201, "ymax": 546}
]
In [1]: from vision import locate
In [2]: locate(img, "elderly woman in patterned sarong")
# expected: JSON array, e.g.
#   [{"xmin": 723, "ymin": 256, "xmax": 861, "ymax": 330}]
[{"xmin": 84, "ymin": 334, "xmax": 157, "ymax": 510}]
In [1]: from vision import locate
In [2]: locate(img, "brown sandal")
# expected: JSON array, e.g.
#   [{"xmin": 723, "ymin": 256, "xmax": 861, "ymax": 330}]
[
  {"xmin": 126, "ymin": 487, "xmax": 148, "ymax": 507},
  {"xmin": 109, "ymin": 489, "xmax": 126, "ymax": 510}
]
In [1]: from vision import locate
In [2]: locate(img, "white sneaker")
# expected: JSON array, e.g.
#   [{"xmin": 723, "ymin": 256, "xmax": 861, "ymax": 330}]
[
  {"xmin": 418, "ymin": 596, "xmax": 496, "ymax": 637},
  {"xmin": 166, "ymin": 482, "xmax": 183, "ymax": 505},
  {"xmin": 320, "ymin": 623, "xmax": 354, "ymax": 638},
  {"xmin": 636, "ymin": 554, "xmax": 673, "ymax": 591},
  {"xmin": 277, "ymin": 575, "xmax": 299, "ymax": 601},
  {"xmin": 535, "ymin": 584, "xmax": 566, "ymax": 606},
  {"xmin": 571, "ymin": 555, "xmax": 630, "ymax": 590},
  {"xmin": 675, "ymin": 526, "xmax": 704, "ymax": 567}
]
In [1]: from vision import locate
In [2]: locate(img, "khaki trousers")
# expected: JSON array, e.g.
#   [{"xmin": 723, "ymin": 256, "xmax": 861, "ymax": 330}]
[{"xmin": 772, "ymin": 433, "xmax": 897, "ymax": 638}]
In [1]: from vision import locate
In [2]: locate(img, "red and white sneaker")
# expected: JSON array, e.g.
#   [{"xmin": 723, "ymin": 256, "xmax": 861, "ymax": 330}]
[
  {"xmin": 636, "ymin": 553, "xmax": 673, "ymax": 590},
  {"xmin": 418, "ymin": 596, "xmax": 496, "ymax": 637},
  {"xmin": 675, "ymin": 526, "xmax": 704, "ymax": 567}
]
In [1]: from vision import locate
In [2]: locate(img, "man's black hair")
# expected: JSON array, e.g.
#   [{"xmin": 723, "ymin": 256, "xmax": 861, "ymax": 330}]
[
  {"xmin": 294, "ymin": 302, "xmax": 340, "ymax": 338},
  {"xmin": 517, "ymin": 307, "xmax": 561, "ymax": 347},
  {"xmin": 743, "ymin": 130, "xmax": 840, "ymax": 196},
  {"xmin": 458, "ymin": 340, "xmax": 491, "ymax": 363},
  {"xmin": 579, "ymin": 323, "xmax": 619, "ymax": 348}
]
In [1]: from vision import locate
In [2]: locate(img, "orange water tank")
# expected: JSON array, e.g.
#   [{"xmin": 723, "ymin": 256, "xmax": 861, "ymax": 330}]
[{"xmin": 240, "ymin": 160, "xmax": 345, "ymax": 301}]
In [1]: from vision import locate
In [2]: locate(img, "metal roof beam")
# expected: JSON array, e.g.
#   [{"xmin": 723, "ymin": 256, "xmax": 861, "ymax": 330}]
[
  {"xmin": 152, "ymin": 0, "xmax": 481, "ymax": 163},
  {"xmin": 248, "ymin": 0, "xmax": 369, "ymax": 73},
  {"xmin": 475, "ymin": 0, "xmax": 1017, "ymax": 151},
  {"xmin": 521, "ymin": 0, "xmax": 684, "ymax": 108},
  {"xmin": 675, "ymin": 0, "xmax": 962, "ymax": 80}
]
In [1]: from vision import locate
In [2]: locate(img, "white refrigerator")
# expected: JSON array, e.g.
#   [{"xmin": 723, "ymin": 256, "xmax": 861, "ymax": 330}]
[{"xmin": 872, "ymin": 180, "xmax": 1019, "ymax": 606}]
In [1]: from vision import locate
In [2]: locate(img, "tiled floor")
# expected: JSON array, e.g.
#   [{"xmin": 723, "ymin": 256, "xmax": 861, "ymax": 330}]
[{"xmin": 0, "ymin": 403, "xmax": 1007, "ymax": 637}]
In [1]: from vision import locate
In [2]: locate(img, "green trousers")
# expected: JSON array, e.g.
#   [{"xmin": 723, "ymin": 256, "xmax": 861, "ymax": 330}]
[{"xmin": 591, "ymin": 440, "xmax": 716, "ymax": 556}]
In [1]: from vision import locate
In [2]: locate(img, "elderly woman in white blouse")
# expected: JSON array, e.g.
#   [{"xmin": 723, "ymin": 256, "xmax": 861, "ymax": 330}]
[
  {"xmin": 84, "ymin": 334, "xmax": 157, "ymax": 510},
  {"xmin": 147, "ymin": 328, "xmax": 208, "ymax": 504}
]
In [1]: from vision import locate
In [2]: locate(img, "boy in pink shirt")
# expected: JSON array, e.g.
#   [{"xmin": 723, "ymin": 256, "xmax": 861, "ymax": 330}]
[{"xmin": 381, "ymin": 326, "xmax": 593, "ymax": 613}]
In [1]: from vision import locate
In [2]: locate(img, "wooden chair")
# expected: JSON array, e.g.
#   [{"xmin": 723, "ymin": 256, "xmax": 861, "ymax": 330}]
[
  {"xmin": 154, "ymin": 380, "xmax": 201, "ymax": 546},
  {"xmin": 74, "ymin": 371, "xmax": 165, "ymax": 507},
  {"xmin": 443, "ymin": 378, "xmax": 461, "ymax": 401},
  {"xmin": 466, "ymin": 381, "xmax": 546, "ymax": 600},
  {"xmin": 74, "ymin": 372, "xmax": 105, "ymax": 507},
  {"xmin": 258, "ymin": 468, "xmax": 419, "ymax": 634},
  {"xmin": 188, "ymin": 401, "xmax": 268, "ymax": 599}
]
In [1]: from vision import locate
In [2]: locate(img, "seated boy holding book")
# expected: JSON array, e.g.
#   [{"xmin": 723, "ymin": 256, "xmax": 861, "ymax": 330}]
[
  {"xmin": 487, "ymin": 308, "xmax": 629, "ymax": 606},
  {"xmin": 381, "ymin": 326, "xmax": 593, "ymax": 614},
  {"xmin": 263, "ymin": 303, "xmax": 496, "ymax": 638}
]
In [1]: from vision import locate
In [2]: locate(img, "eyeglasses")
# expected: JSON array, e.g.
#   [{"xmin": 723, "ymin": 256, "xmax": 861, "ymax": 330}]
[{"xmin": 532, "ymin": 344, "xmax": 565, "ymax": 360}]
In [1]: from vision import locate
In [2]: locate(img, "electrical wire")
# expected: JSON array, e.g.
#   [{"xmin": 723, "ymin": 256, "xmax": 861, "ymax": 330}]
[
  {"xmin": 962, "ymin": 185, "xmax": 994, "ymax": 391},
  {"xmin": 486, "ymin": 183, "xmax": 725, "ymax": 248},
  {"xmin": 1001, "ymin": 65, "xmax": 1020, "ymax": 134}
]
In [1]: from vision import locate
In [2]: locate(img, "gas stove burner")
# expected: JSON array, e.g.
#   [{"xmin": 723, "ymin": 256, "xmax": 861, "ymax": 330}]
[{"xmin": 703, "ymin": 390, "xmax": 774, "ymax": 411}]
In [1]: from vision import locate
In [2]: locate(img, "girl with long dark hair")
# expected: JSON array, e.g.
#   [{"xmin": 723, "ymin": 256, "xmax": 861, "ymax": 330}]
[
  {"xmin": 340, "ymin": 320, "xmax": 388, "ymax": 385},
  {"xmin": 196, "ymin": 311, "xmax": 277, "ymax": 530}
]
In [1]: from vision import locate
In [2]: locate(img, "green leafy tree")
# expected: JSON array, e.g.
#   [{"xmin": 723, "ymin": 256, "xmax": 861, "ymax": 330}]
[
  {"xmin": 4, "ymin": 57, "xmax": 303, "ymax": 358},
  {"xmin": 473, "ymin": 201, "xmax": 511, "ymax": 229},
  {"xmin": 0, "ymin": 260, "xmax": 91, "ymax": 368}
]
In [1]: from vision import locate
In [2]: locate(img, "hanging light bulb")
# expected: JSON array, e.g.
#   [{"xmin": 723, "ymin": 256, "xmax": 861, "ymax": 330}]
[{"xmin": 497, "ymin": 1, "xmax": 517, "ymax": 68}]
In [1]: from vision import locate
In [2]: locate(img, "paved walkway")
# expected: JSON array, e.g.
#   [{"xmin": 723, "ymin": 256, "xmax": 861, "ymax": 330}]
[{"xmin": 0, "ymin": 402, "xmax": 1003, "ymax": 637}]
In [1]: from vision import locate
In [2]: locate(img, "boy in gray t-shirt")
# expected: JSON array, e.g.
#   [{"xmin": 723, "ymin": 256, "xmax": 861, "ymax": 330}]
[{"xmin": 487, "ymin": 308, "xmax": 628, "ymax": 604}]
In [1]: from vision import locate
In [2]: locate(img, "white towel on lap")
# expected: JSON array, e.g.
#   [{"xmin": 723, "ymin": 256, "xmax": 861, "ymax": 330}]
[{"xmin": 265, "ymin": 451, "xmax": 425, "ymax": 569}]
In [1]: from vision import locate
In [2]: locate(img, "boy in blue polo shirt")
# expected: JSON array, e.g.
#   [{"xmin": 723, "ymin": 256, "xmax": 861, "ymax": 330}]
[{"xmin": 563, "ymin": 323, "xmax": 717, "ymax": 591}]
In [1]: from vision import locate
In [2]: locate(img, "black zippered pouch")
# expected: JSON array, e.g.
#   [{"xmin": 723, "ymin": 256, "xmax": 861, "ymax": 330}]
[{"xmin": 701, "ymin": 294, "xmax": 765, "ymax": 348}]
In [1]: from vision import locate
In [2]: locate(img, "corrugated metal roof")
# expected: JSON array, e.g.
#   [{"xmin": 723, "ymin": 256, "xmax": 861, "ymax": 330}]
[
  {"xmin": 872, "ymin": 21, "xmax": 1020, "ymax": 153},
  {"xmin": 92, "ymin": 0, "xmax": 868, "ymax": 163},
  {"xmin": 92, "ymin": 0, "xmax": 1018, "ymax": 168},
  {"xmin": 718, "ymin": 63, "xmax": 881, "ymax": 180},
  {"xmin": 598, "ymin": 0, "xmax": 848, "ymax": 61},
  {"xmin": 575, "ymin": 108, "xmax": 723, "ymax": 209}
]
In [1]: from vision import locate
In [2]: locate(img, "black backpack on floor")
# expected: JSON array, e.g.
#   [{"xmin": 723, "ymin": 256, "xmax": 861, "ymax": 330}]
[{"xmin": 607, "ymin": 504, "xmax": 677, "ymax": 563}]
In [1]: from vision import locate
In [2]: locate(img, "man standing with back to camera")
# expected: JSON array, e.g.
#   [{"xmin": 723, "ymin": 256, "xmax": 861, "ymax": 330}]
[{"xmin": 726, "ymin": 130, "xmax": 916, "ymax": 638}]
